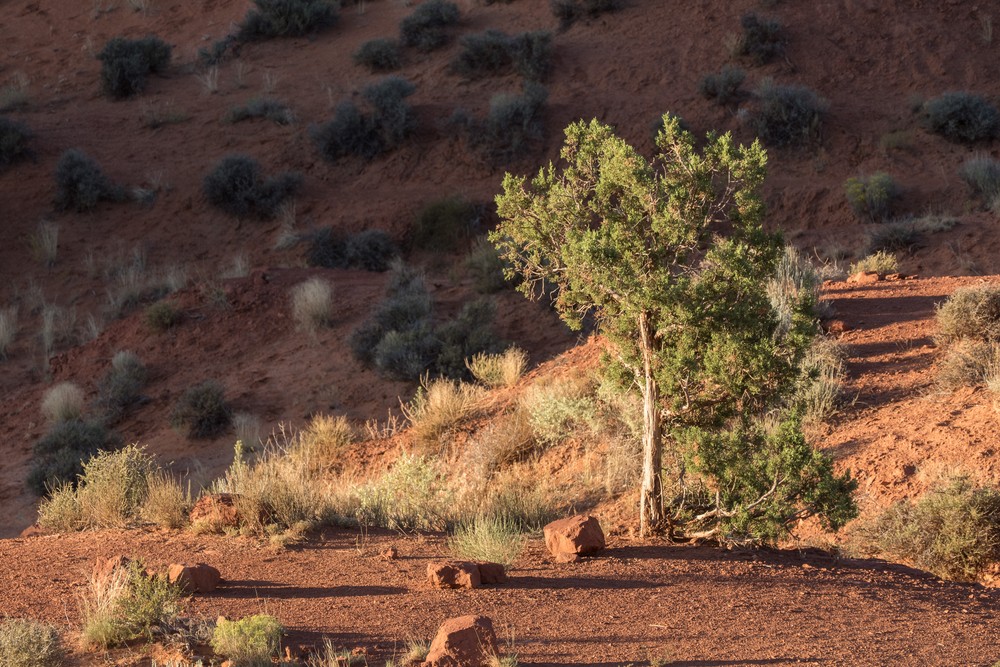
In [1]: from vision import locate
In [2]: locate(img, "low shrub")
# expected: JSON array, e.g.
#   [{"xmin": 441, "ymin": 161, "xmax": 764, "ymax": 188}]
[
  {"xmin": 211, "ymin": 615, "xmax": 283, "ymax": 665},
  {"xmin": 399, "ymin": 0, "xmax": 460, "ymax": 52},
  {"xmin": 299, "ymin": 413, "xmax": 353, "ymax": 472},
  {"xmin": 959, "ymin": 155, "xmax": 1000, "ymax": 207},
  {"xmin": 372, "ymin": 324, "xmax": 439, "ymax": 381},
  {"xmin": 467, "ymin": 347, "xmax": 528, "ymax": 388},
  {"xmin": 434, "ymin": 298, "xmax": 501, "ymax": 379},
  {"xmin": 145, "ymin": 300, "xmax": 180, "ymax": 332},
  {"xmin": 698, "ymin": 65, "xmax": 746, "ymax": 105},
  {"xmin": 353, "ymin": 38, "xmax": 402, "ymax": 72},
  {"xmin": 401, "ymin": 376, "xmax": 484, "ymax": 451},
  {"xmin": 225, "ymin": 97, "xmax": 294, "ymax": 125},
  {"xmin": 481, "ymin": 81, "xmax": 547, "ymax": 159},
  {"xmin": 0, "ymin": 305, "xmax": 16, "ymax": 358},
  {"xmin": 923, "ymin": 92, "xmax": 1000, "ymax": 143},
  {"xmin": 306, "ymin": 228, "xmax": 349, "ymax": 268},
  {"xmin": 171, "ymin": 381, "xmax": 231, "ymax": 439},
  {"xmin": 412, "ymin": 197, "xmax": 479, "ymax": 252},
  {"xmin": 751, "ymin": 80, "xmax": 827, "ymax": 147},
  {"xmin": 794, "ymin": 336, "xmax": 845, "ymax": 425},
  {"xmin": 350, "ymin": 264, "xmax": 432, "ymax": 365},
  {"xmin": 465, "ymin": 237, "xmax": 513, "ymax": 293},
  {"xmin": 53, "ymin": 149, "xmax": 126, "ymax": 212},
  {"xmin": 845, "ymin": 172, "xmax": 898, "ymax": 222},
  {"xmin": 98, "ymin": 36, "xmax": 171, "ymax": 99},
  {"xmin": 935, "ymin": 284, "xmax": 1000, "ymax": 343},
  {"xmin": 96, "ymin": 350, "xmax": 148, "ymax": 424},
  {"xmin": 291, "ymin": 277, "xmax": 333, "ymax": 332},
  {"xmin": 0, "ymin": 618, "xmax": 63, "ymax": 667},
  {"xmin": 41, "ymin": 381, "xmax": 85, "ymax": 424},
  {"xmin": 463, "ymin": 409, "xmax": 535, "ymax": 481},
  {"xmin": 203, "ymin": 155, "xmax": 301, "ymax": 219},
  {"xmin": 238, "ymin": 0, "xmax": 338, "ymax": 41},
  {"xmin": 521, "ymin": 376, "xmax": 597, "ymax": 445},
  {"xmin": 848, "ymin": 250, "xmax": 898, "ymax": 276},
  {"xmin": 766, "ymin": 246, "xmax": 820, "ymax": 340},
  {"xmin": 731, "ymin": 12, "xmax": 784, "ymax": 65},
  {"xmin": 312, "ymin": 76, "xmax": 416, "ymax": 162},
  {"xmin": 0, "ymin": 116, "xmax": 32, "ymax": 167},
  {"xmin": 857, "ymin": 475, "xmax": 1000, "ymax": 581},
  {"xmin": 936, "ymin": 339, "xmax": 1000, "ymax": 390},
  {"xmin": 449, "ymin": 514, "xmax": 526, "ymax": 565},
  {"xmin": 451, "ymin": 30, "xmax": 552, "ymax": 81},
  {"xmin": 346, "ymin": 229, "xmax": 396, "ymax": 271},
  {"xmin": 140, "ymin": 470, "xmax": 191, "ymax": 529},
  {"xmin": 29, "ymin": 419, "xmax": 121, "ymax": 495},
  {"xmin": 865, "ymin": 221, "xmax": 921, "ymax": 254},
  {"xmin": 356, "ymin": 454, "xmax": 454, "ymax": 530},
  {"xmin": 550, "ymin": 0, "xmax": 621, "ymax": 28},
  {"xmin": 80, "ymin": 559, "xmax": 182, "ymax": 648}
]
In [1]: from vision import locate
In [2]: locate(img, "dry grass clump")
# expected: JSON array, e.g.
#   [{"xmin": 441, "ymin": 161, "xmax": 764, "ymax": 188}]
[
  {"xmin": 936, "ymin": 340, "xmax": 1000, "ymax": 390},
  {"xmin": 0, "ymin": 305, "xmax": 17, "ymax": 358},
  {"xmin": 936, "ymin": 284, "xmax": 1000, "ymax": 343},
  {"xmin": 767, "ymin": 245, "xmax": 821, "ymax": 338},
  {"xmin": 448, "ymin": 514, "xmax": 526, "ymax": 565},
  {"xmin": 291, "ymin": 277, "xmax": 334, "ymax": 332},
  {"xmin": 848, "ymin": 250, "xmax": 898, "ymax": 276},
  {"xmin": 211, "ymin": 614, "xmax": 282, "ymax": 666},
  {"xmin": 467, "ymin": 347, "xmax": 528, "ymax": 388},
  {"xmin": 854, "ymin": 474, "xmax": 1000, "ymax": 581},
  {"xmin": 796, "ymin": 336, "xmax": 846, "ymax": 425},
  {"xmin": 0, "ymin": 618, "xmax": 63, "ymax": 667},
  {"xmin": 356, "ymin": 454, "xmax": 455, "ymax": 531},
  {"xmin": 463, "ymin": 409, "xmax": 535, "ymax": 483},
  {"xmin": 521, "ymin": 375, "xmax": 597, "ymax": 445},
  {"xmin": 79, "ymin": 560, "xmax": 182, "ymax": 649},
  {"xmin": 41, "ymin": 381, "xmax": 85, "ymax": 424},
  {"xmin": 29, "ymin": 221, "xmax": 59, "ymax": 267},
  {"xmin": 299, "ymin": 413, "xmax": 353, "ymax": 472},
  {"xmin": 401, "ymin": 377, "xmax": 484, "ymax": 453},
  {"xmin": 140, "ymin": 471, "xmax": 192, "ymax": 529}
]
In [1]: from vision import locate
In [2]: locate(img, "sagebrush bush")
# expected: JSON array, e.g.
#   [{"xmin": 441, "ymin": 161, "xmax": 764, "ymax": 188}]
[
  {"xmin": 959, "ymin": 155, "xmax": 1000, "ymax": 208},
  {"xmin": 482, "ymin": 82, "xmax": 547, "ymax": 159},
  {"xmin": 346, "ymin": 229, "xmax": 396, "ymax": 271},
  {"xmin": 399, "ymin": 0, "xmax": 459, "ymax": 52},
  {"xmin": 171, "ymin": 381, "xmax": 231, "ymax": 438},
  {"xmin": 238, "ymin": 0, "xmax": 338, "ymax": 41},
  {"xmin": 463, "ymin": 409, "xmax": 535, "ymax": 481},
  {"xmin": 212, "ymin": 615, "xmax": 283, "ymax": 665},
  {"xmin": 353, "ymin": 38, "xmax": 402, "ymax": 72},
  {"xmin": 522, "ymin": 376, "xmax": 598, "ymax": 445},
  {"xmin": 291, "ymin": 277, "xmax": 333, "ymax": 332},
  {"xmin": 225, "ymin": 97, "xmax": 294, "ymax": 125},
  {"xmin": 936, "ymin": 339, "xmax": 1000, "ymax": 390},
  {"xmin": 98, "ymin": 36, "xmax": 171, "ymax": 99},
  {"xmin": 451, "ymin": 30, "xmax": 552, "ymax": 81},
  {"xmin": 465, "ymin": 237, "xmax": 513, "ymax": 293},
  {"xmin": 751, "ymin": 80, "xmax": 827, "ymax": 147},
  {"xmin": 53, "ymin": 149, "xmax": 126, "ymax": 212},
  {"xmin": 80, "ymin": 559, "xmax": 182, "ymax": 648},
  {"xmin": 41, "ymin": 381, "xmax": 85, "ymax": 424},
  {"xmin": 449, "ymin": 514, "xmax": 526, "ymax": 565},
  {"xmin": 935, "ymin": 284, "xmax": 1000, "ymax": 343},
  {"xmin": 434, "ymin": 298, "xmax": 501, "ymax": 379},
  {"xmin": 844, "ymin": 172, "xmax": 898, "ymax": 222},
  {"xmin": 312, "ymin": 77, "xmax": 416, "ymax": 162},
  {"xmin": 96, "ymin": 350, "xmax": 148, "ymax": 424},
  {"xmin": 699, "ymin": 66, "xmax": 746, "ymax": 105},
  {"xmin": 145, "ymin": 300, "xmax": 180, "ymax": 332},
  {"xmin": 731, "ymin": 13, "xmax": 784, "ymax": 64},
  {"xmin": 865, "ymin": 221, "xmax": 921, "ymax": 254},
  {"xmin": 203, "ymin": 155, "xmax": 301, "ymax": 219},
  {"xmin": 923, "ymin": 92, "xmax": 1000, "ymax": 143},
  {"xmin": 550, "ymin": 0, "xmax": 621, "ymax": 28},
  {"xmin": 412, "ymin": 197, "xmax": 479, "ymax": 252},
  {"xmin": 0, "ymin": 618, "xmax": 63, "ymax": 667},
  {"xmin": 848, "ymin": 250, "xmax": 898, "ymax": 276},
  {"xmin": 29, "ymin": 419, "xmax": 121, "ymax": 495},
  {"xmin": 357, "ymin": 454, "xmax": 454, "ymax": 530},
  {"xmin": 0, "ymin": 116, "xmax": 32, "ymax": 167},
  {"xmin": 857, "ymin": 475, "xmax": 1000, "ymax": 581}
]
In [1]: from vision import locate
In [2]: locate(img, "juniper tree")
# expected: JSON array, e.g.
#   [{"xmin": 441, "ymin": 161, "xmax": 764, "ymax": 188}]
[{"xmin": 492, "ymin": 116, "xmax": 855, "ymax": 540}]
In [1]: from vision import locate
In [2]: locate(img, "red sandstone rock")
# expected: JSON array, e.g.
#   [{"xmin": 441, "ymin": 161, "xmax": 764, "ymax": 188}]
[
  {"xmin": 475, "ymin": 561, "xmax": 508, "ymax": 584},
  {"xmin": 427, "ymin": 561, "xmax": 481, "ymax": 589},
  {"xmin": 167, "ymin": 562, "xmax": 221, "ymax": 593},
  {"xmin": 423, "ymin": 615, "xmax": 498, "ymax": 667},
  {"xmin": 189, "ymin": 493, "xmax": 240, "ymax": 528},
  {"xmin": 543, "ymin": 514, "xmax": 605, "ymax": 562}
]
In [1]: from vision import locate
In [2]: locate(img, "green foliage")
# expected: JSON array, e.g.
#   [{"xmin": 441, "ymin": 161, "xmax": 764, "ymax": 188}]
[
  {"xmin": 312, "ymin": 76, "xmax": 416, "ymax": 161},
  {"xmin": 731, "ymin": 12, "xmax": 784, "ymax": 64},
  {"xmin": 492, "ymin": 116, "xmax": 856, "ymax": 540},
  {"xmin": 225, "ymin": 97, "xmax": 294, "ymax": 125},
  {"xmin": 0, "ymin": 618, "xmax": 63, "ymax": 667},
  {"xmin": 844, "ymin": 172, "xmax": 897, "ymax": 222},
  {"xmin": 936, "ymin": 284, "xmax": 1000, "ymax": 343},
  {"xmin": 399, "ymin": 0, "xmax": 459, "ymax": 52},
  {"xmin": 353, "ymin": 38, "xmax": 402, "ymax": 72},
  {"xmin": 203, "ymin": 155, "xmax": 301, "ymax": 219},
  {"xmin": 357, "ymin": 454, "xmax": 454, "ymax": 530},
  {"xmin": 848, "ymin": 250, "xmax": 898, "ymax": 276},
  {"xmin": 411, "ymin": 196, "xmax": 479, "ymax": 251},
  {"xmin": 29, "ymin": 419, "xmax": 121, "ymax": 495},
  {"xmin": 212, "ymin": 615, "xmax": 283, "ymax": 665},
  {"xmin": 484, "ymin": 82, "xmax": 548, "ymax": 159},
  {"xmin": 145, "ymin": 300, "xmax": 180, "ymax": 332},
  {"xmin": 960, "ymin": 155, "xmax": 1000, "ymax": 208},
  {"xmin": 449, "ymin": 514, "xmax": 526, "ymax": 565},
  {"xmin": 451, "ymin": 30, "xmax": 552, "ymax": 81},
  {"xmin": 435, "ymin": 298, "xmax": 501, "ymax": 379},
  {"xmin": 171, "ymin": 381, "xmax": 231, "ymax": 439},
  {"xmin": 53, "ymin": 149, "xmax": 126, "ymax": 212},
  {"xmin": 698, "ymin": 66, "xmax": 746, "ymax": 105},
  {"xmin": 98, "ymin": 36, "xmax": 171, "ymax": 99},
  {"xmin": 466, "ymin": 237, "xmax": 514, "ymax": 293},
  {"xmin": 0, "ymin": 116, "xmax": 32, "ymax": 167},
  {"xmin": 923, "ymin": 92, "xmax": 1000, "ymax": 143},
  {"xmin": 859, "ymin": 476, "xmax": 1000, "ymax": 581},
  {"xmin": 751, "ymin": 80, "xmax": 827, "ymax": 147},
  {"xmin": 96, "ymin": 350, "xmax": 148, "ymax": 424},
  {"xmin": 238, "ymin": 0, "xmax": 338, "ymax": 41},
  {"xmin": 80, "ymin": 559, "xmax": 183, "ymax": 648}
]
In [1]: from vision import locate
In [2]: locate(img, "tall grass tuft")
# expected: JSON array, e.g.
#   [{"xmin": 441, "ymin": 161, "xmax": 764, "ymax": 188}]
[
  {"xmin": 41, "ymin": 382, "xmax": 85, "ymax": 424},
  {"xmin": 467, "ymin": 347, "xmax": 528, "ymax": 388},
  {"xmin": 291, "ymin": 277, "xmax": 334, "ymax": 332},
  {"xmin": 401, "ymin": 377, "xmax": 483, "ymax": 453},
  {"xmin": 449, "ymin": 515, "xmax": 526, "ymax": 565}
]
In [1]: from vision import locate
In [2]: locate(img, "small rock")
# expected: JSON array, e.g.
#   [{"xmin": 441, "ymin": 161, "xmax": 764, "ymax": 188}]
[
  {"xmin": 18, "ymin": 524, "xmax": 47, "ymax": 538},
  {"xmin": 427, "ymin": 561, "xmax": 481, "ymax": 589},
  {"xmin": 92, "ymin": 555, "xmax": 133, "ymax": 580},
  {"xmin": 189, "ymin": 493, "xmax": 240, "ymax": 528},
  {"xmin": 167, "ymin": 563, "xmax": 222, "ymax": 593},
  {"xmin": 379, "ymin": 546, "xmax": 398, "ymax": 560},
  {"xmin": 475, "ymin": 562, "xmax": 508, "ymax": 584},
  {"xmin": 846, "ymin": 271, "xmax": 881, "ymax": 284},
  {"xmin": 423, "ymin": 615, "xmax": 498, "ymax": 667},
  {"xmin": 543, "ymin": 514, "xmax": 606, "ymax": 562}
]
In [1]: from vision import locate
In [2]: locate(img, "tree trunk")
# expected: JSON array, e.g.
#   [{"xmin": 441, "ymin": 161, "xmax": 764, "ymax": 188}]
[{"xmin": 638, "ymin": 312, "xmax": 664, "ymax": 537}]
